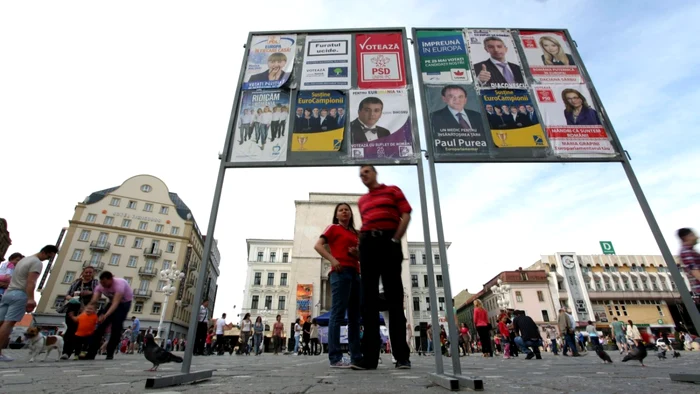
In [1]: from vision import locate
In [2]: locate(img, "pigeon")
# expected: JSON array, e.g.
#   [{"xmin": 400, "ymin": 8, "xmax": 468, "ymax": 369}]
[
  {"xmin": 622, "ymin": 339, "xmax": 647, "ymax": 367},
  {"xmin": 144, "ymin": 334, "xmax": 183, "ymax": 371},
  {"xmin": 595, "ymin": 345, "xmax": 613, "ymax": 363},
  {"xmin": 672, "ymin": 351, "xmax": 681, "ymax": 358}
]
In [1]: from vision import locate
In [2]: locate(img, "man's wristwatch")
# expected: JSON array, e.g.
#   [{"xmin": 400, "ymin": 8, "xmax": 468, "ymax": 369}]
[{"xmin": 391, "ymin": 238, "xmax": 400, "ymax": 243}]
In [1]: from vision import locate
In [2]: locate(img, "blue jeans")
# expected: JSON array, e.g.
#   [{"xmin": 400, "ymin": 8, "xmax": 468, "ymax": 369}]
[
  {"xmin": 328, "ymin": 268, "xmax": 362, "ymax": 364},
  {"xmin": 562, "ymin": 333, "xmax": 578, "ymax": 355},
  {"xmin": 259, "ymin": 124, "xmax": 269, "ymax": 143},
  {"xmin": 294, "ymin": 335, "xmax": 300, "ymax": 353},
  {"xmin": 254, "ymin": 332, "xmax": 263, "ymax": 355},
  {"xmin": 427, "ymin": 339, "xmax": 433, "ymax": 353},
  {"xmin": 550, "ymin": 338, "xmax": 558, "ymax": 355},
  {"xmin": 514, "ymin": 336, "xmax": 543, "ymax": 355}
]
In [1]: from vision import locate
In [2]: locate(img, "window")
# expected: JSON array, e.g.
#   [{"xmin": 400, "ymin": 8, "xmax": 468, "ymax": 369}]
[
  {"xmin": 251, "ymin": 295, "xmax": 259, "ymax": 309},
  {"xmin": 265, "ymin": 296, "xmax": 273, "ymax": 310},
  {"xmin": 422, "ymin": 255, "xmax": 426, "ymax": 265},
  {"xmin": 110, "ymin": 197, "xmax": 121, "ymax": 206},
  {"xmin": 127, "ymin": 256, "xmax": 138, "ymax": 267},
  {"xmin": 154, "ymin": 224, "xmax": 163, "ymax": 233},
  {"xmin": 278, "ymin": 296, "xmax": 286, "ymax": 310},
  {"xmin": 145, "ymin": 259, "xmax": 155, "ymax": 270},
  {"xmin": 280, "ymin": 273, "xmax": 288, "ymax": 286},
  {"xmin": 423, "ymin": 275, "xmax": 429, "ymax": 287},
  {"xmin": 623, "ymin": 277, "xmax": 631, "ymax": 291},
  {"xmin": 62, "ymin": 271, "xmax": 76, "ymax": 283},
  {"xmin": 139, "ymin": 279, "xmax": 149, "ymax": 291},
  {"xmin": 86, "ymin": 213, "xmax": 96, "ymax": 223},
  {"xmin": 134, "ymin": 302, "xmax": 143, "ymax": 313},
  {"xmin": 516, "ymin": 291, "xmax": 523, "ymax": 302},
  {"xmin": 267, "ymin": 273, "xmax": 275, "ymax": 286},
  {"xmin": 257, "ymin": 252, "xmax": 264, "ymax": 262},
  {"xmin": 115, "ymin": 235, "xmax": 126, "ymax": 246},
  {"xmin": 171, "ymin": 227, "xmax": 180, "ymax": 235},
  {"xmin": 537, "ymin": 290, "xmax": 545, "ymax": 302},
  {"xmin": 436, "ymin": 275, "xmax": 443, "ymax": 288},
  {"xmin": 103, "ymin": 216, "xmax": 114, "ymax": 226},
  {"xmin": 282, "ymin": 252, "xmax": 289, "ymax": 263},
  {"xmin": 254, "ymin": 272, "xmax": 262, "ymax": 286},
  {"xmin": 124, "ymin": 277, "xmax": 133, "ymax": 286},
  {"xmin": 413, "ymin": 297, "xmax": 420, "ymax": 311},
  {"xmin": 157, "ymin": 280, "xmax": 167, "ymax": 291},
  {"xmin": 53, "ymin": 296, "xmax": 66, "ymax": 309},
  {"xmin": 138, "ymin": 222, "xmax": 148, "ymax": 231},
  {"xmin": 411, "ymin": 275, "xmax": 418, "ymax": 288},
  {"xmin": 71, "ymin": 249, "xmax": 84, "ymax": 261},
  {"xmin": 438, "ymin": 297, "xmax": 445, "ymax": 311},
  {"xmin": 141, "ymin": 184, "xmax": 152, "ymax": 193},
  {"xmin": 434, "ymin": 254, "xmax": 440, "ymax": 264},
  {"xmin": 542, "ymin": 310, "xmax": 550, "ymax": 322},
  {"xmin": 425, "ymin": 297, "xmax": 431, "ymax": 311},
  {"xmin": 520, "ymin": 272, "xmax": 529, "ymax": 281},
  {"xmin": 152, "ymin": 303, "xmax": 162, "ymax": 314},
  {"xmin": 144, "ymin": 203, "xmax": 153, "ymax": 212},
  {"xmin": 127, "ymin": 200, "xmax": 137, "ymax": 209},
  {"xmin": 122, "ymin": 219, "xmax": 132, "ymax": 228},
  {"xmin": 160, "ymin": 206, "xmax": 169, "ymax": 214},
  {"xmin": 133, "ymin": 237, "xmax": 143, "ymax": 248},
  {"xmin": 410, "ymin": 254, "xmax": 416, "ymax": 265},
  {"xmin": 657, "ymin": 305, "xmax": 664, "ymax": 317},
  {"xmin": 270, "ymin": 252, "xmax": 276, "ymax": 262},
  {"xmin": 79, "ymin": 230, "xmax": 90, "ymax": 241},
  {"xmin": 166, "ymin": 242, "xmax": 175, "ymax": 253},
  {"xmin": 109, "ymin": 254, "xmax": 121, "ymax": 266},
  {"xmin": 162, "ymin": 260, "xmax": 172, "ymax": 270}
]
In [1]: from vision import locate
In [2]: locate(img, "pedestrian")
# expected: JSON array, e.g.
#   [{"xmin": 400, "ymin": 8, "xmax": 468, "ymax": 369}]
[
  {"xmin": 459, "ymin": 323, "xmax": 470, "ymax": 356},
  {"xmin": 310, "ymin": 319, "xmax": 320, "ymax": 355},
  {"xmin": 272, "ymin": 315, "xmax": 284, "ymax": 355},
  {"xmin": 678, "ymin": 228, "xmax": 700, "ymax": 300},
  {"xmin": 205, "ymin": 329, "xmax": 214, "ymax": 355},
  {"xmin": 626, "ymin": 320, "xmax": 642, "ymax": 345},
  {"xmin": 586, "ymin": 321, "xmax": 599, "ymax": 347},
  {"xmin": 253, "ymin": 316, "xmax": 264, "ymax": 355},
  {"xmin": 0, "ymin": 245, "xmax": 58, "ymax": 361},
  {"xmin": 426, "ymin": 323, "xmax": 433, "ymax": 355},
  {"xmin": 302, "ymin": 316, "xmax": 312, "ymax": 355},
  {"xmin": 85, "ymin": 271, "xmax": 133, "ymax": 360},
  {"xmin": 69, "ymin": 301, "xmax": 99, "ymax": 360},
  {"xmin": 352, "ymin": 165, "xmax": 412, "ymax": 371},
  {"xmin": 195, "ymin": 299, "xmax": 209, "ymax": 355},
  {"xmin": 473, "ymin": 300, "xmax": 492, "ymax": 357},
  {"xmin": 240, "ymin": 313, "xmax": 253, "ymax": 355},
  {"xmin": 512, "ymin": 310, "xmax": 543, "ymax": 360},
  {"xmin": 293, "ymin": 318, "xmax": 302, "ymax": 355},
  {"xmin": 546, "ymin": 325, "xmax": 558, "ymax": 355},
  {"xmin": 215, "ymin": 313, "xmax": 232, "ymax": 355},
  {"xmin": 498, "ymin": 315, "xmax": 511, "ymax": 359},
  {"xmin": 0, "ymin": 253, "xmax": 23, "ymax": 302}
]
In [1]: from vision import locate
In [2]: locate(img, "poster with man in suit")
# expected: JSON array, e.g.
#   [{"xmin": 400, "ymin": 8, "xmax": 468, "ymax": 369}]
[
  {"xmin": 467, "ymin": 29, "xmax": 526, "ymax": 89},
  {"xmin": 349, "ymin": 89, "xmax": 414, "ymax": 160},
  {"xmin": 426, "ymin": 84, "xmax": 489, "ymax": 156},
  {"xmin": 480, "ymin": 89, "xmax": 548, "ymax": 148},
  {"xmin": 243, "ymin": 35, "xmax": 297, "ymax": 90}
]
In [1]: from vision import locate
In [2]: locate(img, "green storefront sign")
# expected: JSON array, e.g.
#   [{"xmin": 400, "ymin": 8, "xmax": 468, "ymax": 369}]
[{"xmin": 600, "ymin": 241, "xmax": 615, "ymax": 255}]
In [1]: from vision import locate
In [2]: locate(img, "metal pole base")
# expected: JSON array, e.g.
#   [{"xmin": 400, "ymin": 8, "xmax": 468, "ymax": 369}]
[
  {"xmin": 427, "ymin": 373, "xmax": 459, "ymax": 391},
  {"xmin": 670, "ymin": 373, "xmax": 700, "ymax": 384},
  {"xmin": 145, "ymin": 369, "xmax": 215, "ymax": 389},
  {"xmin": 445, "ymin": 373, "xmax": 484, "ymax": 391}
]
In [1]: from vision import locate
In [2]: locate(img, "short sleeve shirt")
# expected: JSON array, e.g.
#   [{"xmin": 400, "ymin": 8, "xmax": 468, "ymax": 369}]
[
  {"xmin": 132, "ymin": 318, "xmax": 140, "ymax": 333},
  {"xmin": 321, "ymin": 224, "xmax": 359, "ymax": 273},
  {"xmin": 94, "ymin": 278, "xmax": 133, "ymax": 303},
  {"xmin": 358, "ymin": 184, "xmax": 412, "ymax": 232},
  {"xmin": 680, "ymin": 245, "xmax": 700, "ymax": 291},
  {"xmin": 273, "ymin": 322, "xmax": 284, "ymax": 336},
  {"xmin": 216, "ymin": 319, "xmax": 227, "ymax": 335},
  {"xmin": 7, "ymin": 255, "xmax": 43, "ymax": 292}
]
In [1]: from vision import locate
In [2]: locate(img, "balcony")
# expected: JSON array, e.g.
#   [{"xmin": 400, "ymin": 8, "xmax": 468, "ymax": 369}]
[
  {"xmin": 138, "ymin": 266, "xmax": 158, "ymax": 278},
  {"xmin": 186, "ymin": 278, "xmax": 195, "ymax": 288},
  {"xmin": 143, "ymin": 248, "xmax": 162, "ymax": 258},
  {"xmin": 133, "ymin": 289, "xmax": 152, "ymax": 300},
  {"xmin": 188, "ymin": 261, "xmax": 199, "ymax": 271},
  {"xmin": 89, "ymin": 241, "xmax": 110, "ymax": 252},
  {"xmin": 587, "ymin": 289, "xmax": 681, "ymax": 300},
  {"xmin": 82, "ymin": 261, "xmax": 105, "ymax": 272}
]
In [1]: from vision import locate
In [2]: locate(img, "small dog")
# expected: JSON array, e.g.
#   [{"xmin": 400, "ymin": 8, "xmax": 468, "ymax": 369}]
[{"xmin": 24, "ymin": 327, "xmax": 64, "ymax": 362}]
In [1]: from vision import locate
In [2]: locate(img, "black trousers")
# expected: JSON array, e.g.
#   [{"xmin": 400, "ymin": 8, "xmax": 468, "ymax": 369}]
[
  {"xmin": 86, "ymin": 301, "xmax": 131, "ymax": 359},
  {"xmin": 62, "ymin": 319, "xmax": 77, "ymax": 356},
  {"xmin": 195, "ymin": 322, "xmax": 208, "ymax": 355},
  {"xmin": 477, "ymin": 326, "xmax": 492, "ymax": 356},
  {"xmin": 73, "ymin": 335, "xmax": 91, "ymax": 356},
  {"xmin": 358, "ymin": 232, "xmax": 409, "ymax": 368},
  {"xmin": 216, "ymin": 334, "xmax": 225, "ymax": 354}
]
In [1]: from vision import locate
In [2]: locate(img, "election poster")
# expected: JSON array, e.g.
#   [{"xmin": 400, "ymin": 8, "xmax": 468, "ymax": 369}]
[
  {"xmin": 300, "ymin": 34, "xmax": 352, "ymax": 90},
  {"xmin": 296, "ymin": 284, "xmax": 313, "ymax": 324},
  {"xmin": 519, "ymin": 31, "xmax": 582, "ymax": 84},
  {"xmin": 533, "ymin": 84, "xmax": 615, "ymax": 157},
  {"xmin": 291, "ymin": 90, "xmax": 346, "ymax": 152},
  {"xmin": 355, "ymin": 33, "xmax": 407, "ymax": 89},
  {"xmin": 349, "ymin": 89, "xmax": 414, "ymax": 160},
  {"xmin": 480, "ymin": 89, "xmax": 548, "ymax": 148},
  {"xmin": 231, "ymin": 90, "xmax": 290, "ymax": 163},
  {"xmin": 242, "ymin": 35, "xmax": 297, "ymax": 90},
  {"xmin": 425, "ymin": 84, "xmax": 489, "ymax": 156},
  {"xmin": 416, "ymin": 30, "xmax": 472, "ymax": 84},
  {"xmin": 466, "ymin": 29, "xmax": 527, "ymax": 89}
]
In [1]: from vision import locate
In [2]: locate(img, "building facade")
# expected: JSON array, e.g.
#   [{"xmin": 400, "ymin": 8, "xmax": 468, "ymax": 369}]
[
  {"xmin": 35, "ymin": 175, "xmax": 220, "ymax": 341},
  {"xmin": 0, "ymin": 218, "xmax": 10, "ymax": 262},
  {"xmin": 407, "ymin": 241, "xmax": 450, "ymax": 334}
]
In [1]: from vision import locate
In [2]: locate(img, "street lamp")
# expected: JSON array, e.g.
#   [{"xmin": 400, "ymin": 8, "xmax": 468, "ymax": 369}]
[
  {"xmin": 490, "ymin": 279, "xmax": 512, "ymax": 310},
  {"xmin": 154, "ymin": 267, "xmax": 186, "ymax": 343}
]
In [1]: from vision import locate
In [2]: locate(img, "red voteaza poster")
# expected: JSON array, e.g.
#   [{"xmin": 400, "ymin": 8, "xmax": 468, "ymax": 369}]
[{"xmin": 355, "ymin": 33, "xmax": 407, "ymax": 89}]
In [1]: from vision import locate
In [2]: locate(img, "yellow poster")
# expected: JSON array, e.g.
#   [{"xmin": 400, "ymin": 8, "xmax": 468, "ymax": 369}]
[
  {"xmin": 291, "ymin": 91, "xmax": 346, "ymax": 151},
  {"xmin": 480, "ymin": 89, "xmax": 548, "ymax": 148}
]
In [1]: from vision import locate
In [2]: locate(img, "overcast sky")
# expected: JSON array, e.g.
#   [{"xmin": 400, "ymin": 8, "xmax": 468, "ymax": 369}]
[{"xmin": 2, "ymin": 0, "xmax": 699, "ymax": 319}]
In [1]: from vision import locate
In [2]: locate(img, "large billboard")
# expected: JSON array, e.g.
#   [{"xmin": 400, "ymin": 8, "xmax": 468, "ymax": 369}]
[{"xmin": 296, "ymin": 284, "xmax": 313, "ymax": 323}]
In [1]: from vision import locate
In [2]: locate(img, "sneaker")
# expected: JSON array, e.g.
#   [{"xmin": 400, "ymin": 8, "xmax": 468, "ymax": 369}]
[
  {"xmin": 73, "ymin": 355, "xmax": 79, "ymax": 361},
  {"xmin": 395, "ymin": 360, "xmax": 411, "ymax": 369},
  {"xmin": 525, "ymin": 353, "xmax": 535, "ymax": 360},
  {"xmin": 60, "ymin": 354, "xmax": 69, "ymax": 360},
  {"xmin": 350, "ymin": 359, "xmax": 377, "ymax": 370},
  {"xmin": 0, "ymin": 354, "xmax": 14, "ymax": 362},
  {"xmin": 330, "ymin": 359, "xmax": 352, "ymax": 369}
]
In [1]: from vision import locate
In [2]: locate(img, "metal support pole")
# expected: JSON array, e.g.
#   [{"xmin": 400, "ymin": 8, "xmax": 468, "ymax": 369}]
[{"xmin": 155, "ymin": 294, "xmax": 169, "ymax": 342}]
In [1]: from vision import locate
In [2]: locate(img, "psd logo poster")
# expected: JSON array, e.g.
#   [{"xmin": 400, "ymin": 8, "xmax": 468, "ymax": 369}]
[
  {"xmin": 291, "ymin": 90, "xmax": 346, "ymax": 152},
  {"xmin": 466, "ymin": 29, "xmax": 526, "ymax": 89},
  {"xmin": 300, "ymin": 34, "xmax": 352, "ymax": 90},
  {"xmin": 416, "ymin": 30, "xmax": 471, "ymax": 83},
  {"xmin": 243, "ymin": 35, "xmax": 297, "ymax": 90},
  {"xmin": 519, "ymin": 31, "xmax": 582, "ymax": 84},
  {"xmin": 231, "ymin": 90, "xmax": 290, "ymax": 163},
  {"xmin": 349, "ymin": 89, "xmax": 413, "ymax": 160},
  {"xmin": 533, "ymin": 84, "xmax": 615, "ymax": 157},
  {"xmin": 296, "ymin": 284, "xmax": 313, "ymax": 324},
  {"xmin": 356, "ymin": 33, "xmax": 406, "ymax": 89},
  {"xmin": 425, "ymin": 84, "xmax": 489, "ymax": 156},
  {"xmin": 480, "ymin": 89, "xmax": 548, "ymax": 148}
]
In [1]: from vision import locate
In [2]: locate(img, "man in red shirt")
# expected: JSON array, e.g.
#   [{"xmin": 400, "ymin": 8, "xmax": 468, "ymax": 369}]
[
  {"xmin": 352, "ymin": 165, "xmax": 412, "ymax": 370},
  {"xmin": 678, "ymin": 228, "xmax": 700, "ymax": 302}
]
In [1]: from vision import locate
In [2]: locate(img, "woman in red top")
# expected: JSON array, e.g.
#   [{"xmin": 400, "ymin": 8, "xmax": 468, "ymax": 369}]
[
  {"xmin": 473, "ymin": 299, "xmax": 493, "ymax": 357},
  {"xmin": 314, "ymin": 203, "xmax": 361, "ymax": 368}
]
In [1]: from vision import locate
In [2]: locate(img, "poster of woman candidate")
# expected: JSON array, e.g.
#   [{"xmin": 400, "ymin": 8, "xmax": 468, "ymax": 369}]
[
  {"xmin": 480, "ymin": 89, "xmax": 548, "ymax": 149},
  {"xmin": 425, "ymin": 84, "xmax": 489, "ymax": 156},
  {"xmin": 242, "ymin": 35, "xmax": 297, "ymax": 90},
  {"xmin": 349, "ymin": 89, "xmax": 414, "ymax": 160},
  {"xmin": 291, "ymin": 90, "xmax": 346, "ymax": 152},
  {"xmin": 466, "ymin": 29, "xmax": 527, "ymax": 89},
  {"xmin": 533, "ymin": 84, "xmax": 616, "ymax": 157},
  {"xmin": 518, "ymin": 31, "xmax": 582, "ymax": 84},
  {"xmin": 231, "ymin": 90, "xmax": 290, "ymax": 163}
]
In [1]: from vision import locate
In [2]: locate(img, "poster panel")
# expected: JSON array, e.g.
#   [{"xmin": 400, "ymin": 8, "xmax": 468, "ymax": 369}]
[
  {"xmin": 296, "ymin": 284, "xmax": 313, "ymax": 323},
  {"xmin": 231, "ymin": 90, "xmax": 290, "ymax": 162},
  {"xmin": 466, "ymin": 29, "xmax": 527, "ymax": 89},
  {"xmin": 533, "ymin": 84, "xmax": 616, "ymax": 157},
  {"xmin": 356, "ymin": 33, "xmax": 407, "ymax": 89},
  {"xmin": 416, "ymin": 30, "xmax": 472, "ymax": 84},
  {"xmin": 300, "ymin": 34, "xmax": 352, "ymax": 90},
  {"xmin": 518, "ymin": 31, "xmax": 583, "ymax": 84},
  {"xmin": 349, "ymin": 89, "xmax": 414, "ymax": 160},
  {"xmin": 242, "ymin": 35, "xmax": 297, "ymax": 90},
  {"xmin": 480, "ymin": 89, "xmax": 548, "ymax": 148},
  {"xmin": 425, "ymin": 84, "xmax": 489, "ymax": 156},
  {"xmin": 291, "ymin": 91, "xmax": 346, "ymax": 151}
]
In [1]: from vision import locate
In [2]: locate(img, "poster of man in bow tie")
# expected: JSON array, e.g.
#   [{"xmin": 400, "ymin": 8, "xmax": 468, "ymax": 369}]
[{"xmin": 467, "ymin": 29, "xmax": 526, "ymax": 89}]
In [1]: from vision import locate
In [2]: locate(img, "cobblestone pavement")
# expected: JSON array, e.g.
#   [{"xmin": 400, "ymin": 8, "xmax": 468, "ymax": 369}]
[{"xmin": 0, "ymin": 348, "xmax": 699, "ymax": 393}]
